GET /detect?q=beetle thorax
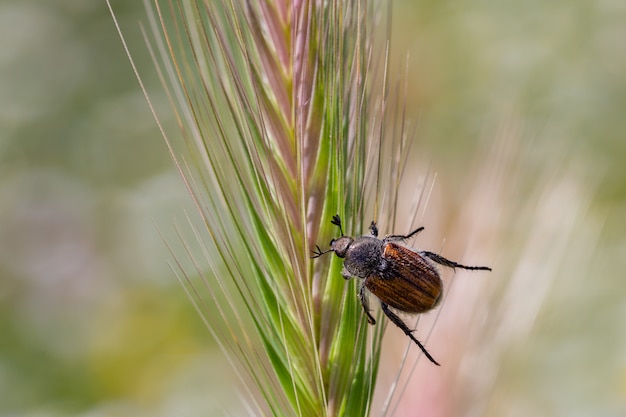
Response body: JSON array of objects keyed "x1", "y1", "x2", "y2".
[{"x1": 341, "y1": 236, "x2": 384, "y2": 279}]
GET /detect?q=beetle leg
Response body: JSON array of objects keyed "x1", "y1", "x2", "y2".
[
  {"x1": 384, "y1": 226, "x2": 425, "y2": 242},
  {"x1": 341, "y1": 266, "x2": 353, "y2": 280},
  {"x1": 369, "y1": 221, "x2": 379, "y2": 237},
  {"x1": 420, "y1": 251, "x2": 492, "y2": 271},
  {"x1": 359, "y1": 284, "x2": 376, "y2": 324},
  {"x1": 380, "y1": 302, "x2": 440, "y2": 366}
]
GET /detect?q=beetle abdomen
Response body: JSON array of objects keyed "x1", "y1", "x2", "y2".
[{"x1": 364, "y1": 242, "x2": 443, "y2": 313}]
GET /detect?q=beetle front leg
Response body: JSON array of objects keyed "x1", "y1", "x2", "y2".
[
  {"x1": 341, "y1": 266, "x2": 353, "y2": 280},
  {"x1": 384, "y1": 226, "x2": 425, "y2": 242},
  {"x1": 359, "y1": 284, "x2": 376, "y2": 324},
  {"x1": 369, "y1": 221, "x2": 379, "y2": 237}
]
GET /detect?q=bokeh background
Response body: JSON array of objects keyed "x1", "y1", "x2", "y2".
[{"x1": 1, "y1": 1, "x2": 624, "y2": 416}]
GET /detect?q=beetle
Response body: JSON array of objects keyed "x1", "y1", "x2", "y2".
[{"x1": 312, "y1": 215, "x2": 491, "y2": 366}]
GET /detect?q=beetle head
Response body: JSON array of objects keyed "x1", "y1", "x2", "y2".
[{"x1": 330, "y1": 236, "x2": 353, "y2": 258}]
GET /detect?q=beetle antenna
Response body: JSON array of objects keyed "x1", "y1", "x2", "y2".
[
  {"x1": 311, "y1": 245, "x2": 333, "y2": 259},
  {"x1": 331, "y1": 214, "x2": 344, "y2": 236}
]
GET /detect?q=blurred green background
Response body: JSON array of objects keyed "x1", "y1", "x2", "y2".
[{"x1": 0, "y1": 1, "x2": 624, "y2": 416}]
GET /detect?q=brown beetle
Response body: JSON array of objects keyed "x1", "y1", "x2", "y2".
[{"x1": 312, "y1": 215, "x2": 491, "y2": 366}]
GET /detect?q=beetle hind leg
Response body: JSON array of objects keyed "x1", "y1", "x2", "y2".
[
  {"x1": 380, "y1": 302, "x2": 440, "y2": 366},
  {"x1": 420, "y1": 251, "x2": 492, "y2": 271}
]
